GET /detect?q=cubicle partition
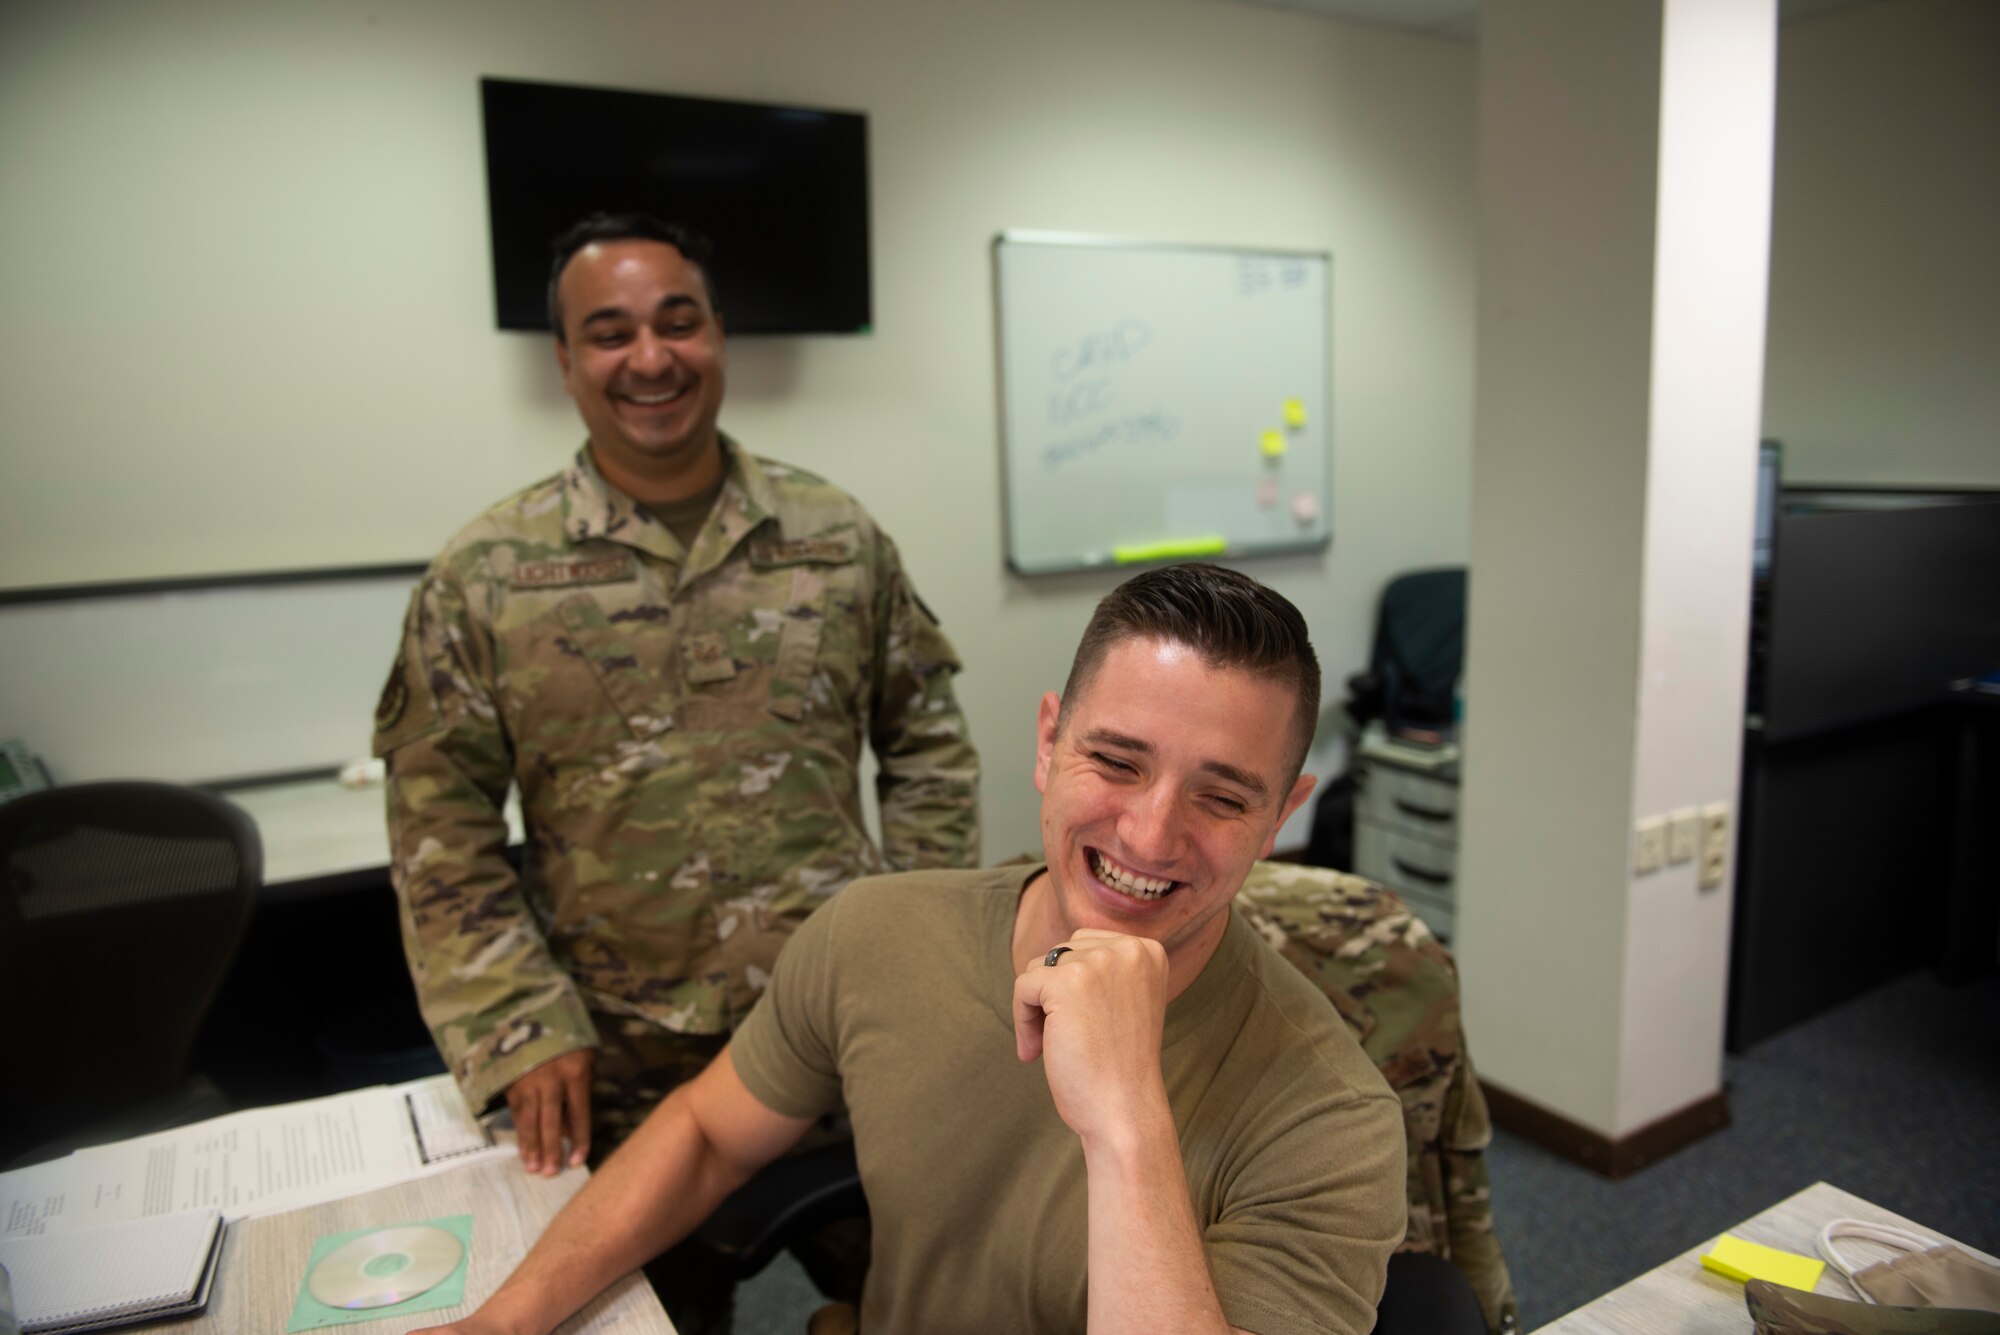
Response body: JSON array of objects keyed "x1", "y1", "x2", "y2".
[
  {"x1": 0, "y1": 566, "x2": 423, "y2": 787},
  {"x1": 1730, "y1": 493, "x2": 2000, "y2": 1049}
]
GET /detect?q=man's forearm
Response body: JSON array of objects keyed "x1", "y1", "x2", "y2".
[
  {"x1": 460, "y1": 1084, "x2": 759, "y2": 1335},
  {"x1": 1081, "y1": 1105, "x2": 1237, "y2": 1335}
]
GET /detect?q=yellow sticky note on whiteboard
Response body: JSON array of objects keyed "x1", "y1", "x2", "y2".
[
  {"x1": 1283, "y1": 397, "x2": 1307, "y2": 428},
  {"x1": 1260, "y1": 429, "x2": 1287, "y2": 458},
  {"x1": 1700, "y1": 1235, "x2": 1825, "y2": 1291}
]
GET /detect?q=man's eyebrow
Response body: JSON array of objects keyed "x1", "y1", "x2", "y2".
[
  {"x1": 1081, "y1": 727, "x2": 1152, "y2": 756},
  {"x1": 1079, "y1": 728, "x2": 1269, "y2": 799},
  {"x1": 577, "y1": 294, "x2": 699, "y2": 328},
  {"x1": 1199, "y1": 759, "x2": 1268, "y2": 799}
]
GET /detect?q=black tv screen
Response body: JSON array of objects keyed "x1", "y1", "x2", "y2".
[{"x1": 481, "y1": 77, "x2": 871, "y2": 335}]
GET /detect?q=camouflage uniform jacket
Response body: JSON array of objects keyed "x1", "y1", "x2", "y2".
[
  {"x1": 1235, "y1": 861, "x2": 1519, "y2": 1335},
  {"x1": 372, "y1": 439, "x2": 980, "y2": 1112}
]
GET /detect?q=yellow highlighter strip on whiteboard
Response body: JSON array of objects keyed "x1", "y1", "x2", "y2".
[{"x1": 1114, "y1": 537, "x2": 1228, "y2": 565}]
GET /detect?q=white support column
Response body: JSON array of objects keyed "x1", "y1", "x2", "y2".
[{"x1": 1457, "y1": 0, "x2": 1776, "y2": 1141}]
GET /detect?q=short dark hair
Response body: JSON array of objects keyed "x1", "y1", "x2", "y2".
[
  {"x1": 1060, "y1": 563, "x2": 1322, "y2": 781},
  {"x1": 545, "y1": 212, "x2": 722, "y2": 340}
]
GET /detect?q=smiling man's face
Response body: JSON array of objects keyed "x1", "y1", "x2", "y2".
[
  {"x1": 553, "y1": 239, "x2": 727, "y2": 499},
  {"x1": 1032, "y1": 635, "x2": 1317, "y2": 976}
]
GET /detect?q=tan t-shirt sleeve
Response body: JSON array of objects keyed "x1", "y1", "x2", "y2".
[
  {"x1": 1212, "y1": 1091, "x2": 1406, "y2": 1334},
  {"x1": 729, "y1": 890, "x2": 847, "y2": 1121}
]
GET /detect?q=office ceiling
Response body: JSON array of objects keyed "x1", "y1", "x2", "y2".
[{"x1": 1223, "y1": 0, "x2": 1884, "y2": 42}]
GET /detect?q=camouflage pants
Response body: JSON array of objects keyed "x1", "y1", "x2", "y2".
[{"x1": 588, "y1": 1016, "x2": 871, "y2": 1335}]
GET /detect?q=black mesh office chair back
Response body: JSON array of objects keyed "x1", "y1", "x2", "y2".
[
  {"x1": 0, "y1": 781, "x2": 261, "y2": 1165},
  {"x1": 1349, "y1": 566, "x2": 1467, "y2": 739}
]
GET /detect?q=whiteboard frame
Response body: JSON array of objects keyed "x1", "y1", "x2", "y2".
[{"x1": 992, "y1": 231, "x2": 1334, "y2": 577}]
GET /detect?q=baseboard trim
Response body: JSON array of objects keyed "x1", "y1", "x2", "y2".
[{"x1": 1481, "y1": 1079, "x2": 1731, "y2": 1179}]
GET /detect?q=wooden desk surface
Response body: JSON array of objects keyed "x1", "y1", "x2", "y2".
[
  {"x1": 184, "y1": 1158, "x2": 673, "y2": 1333},
  {"x1": 1535, "y1": 1180, "x2": 2000, "y2": 1334}
]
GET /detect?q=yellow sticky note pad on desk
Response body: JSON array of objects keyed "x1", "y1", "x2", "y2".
[
  {"x1": 1283, "y1": 397, "x2": 1307, "y2": 428},
  {"x1": 1700, "y1": 1234, "x2": 1825, "y2": 1291},
  {"x1": 1260, "y1": 429, "x2": 1287, "y2": 458}
]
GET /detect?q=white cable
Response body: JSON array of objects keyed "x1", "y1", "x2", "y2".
[{"x1": 1817, "y1": 1218, "x2": 1945, "y2": 1304}]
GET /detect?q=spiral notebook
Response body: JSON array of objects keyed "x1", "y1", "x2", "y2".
[{"x1": 0, "y1": 1207, "x2": 223, "y2": 1333}]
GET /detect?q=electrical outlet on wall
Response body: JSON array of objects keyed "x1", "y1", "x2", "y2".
[
  {"x1": 1635, "y1": 816, "x2": 1667, "y2": 875},
  {"x1": 1668, "y1": 808, "x2": 1699, "y2": 864},
  {"x1": 1699, "y1": 802, "x2": 1730, "y2": 889}
]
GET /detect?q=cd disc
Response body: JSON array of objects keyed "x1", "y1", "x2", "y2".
[{"x1": 308, "y1": 1224, "x2": 464, "y2": 1310}]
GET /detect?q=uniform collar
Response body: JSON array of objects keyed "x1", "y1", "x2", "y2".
[{"x1": 561, "y1": 434, "x2": 782, "y2": 575}]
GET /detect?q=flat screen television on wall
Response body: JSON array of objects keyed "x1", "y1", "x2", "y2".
[{"x1": 480, "y1": 77, "x2": 872, "y2": 336}]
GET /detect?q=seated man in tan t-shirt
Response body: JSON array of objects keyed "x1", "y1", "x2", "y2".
[{"x1": 418, "y1": 564, "x2": 1407, "y2": 1335}]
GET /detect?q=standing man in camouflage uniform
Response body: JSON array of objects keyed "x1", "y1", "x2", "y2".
[{"x1": 371, "y1": 214, "x2": 979, "y2": 1305}]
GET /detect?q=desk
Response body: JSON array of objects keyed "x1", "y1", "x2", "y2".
[
  {"x1": 1535, "y1": 1181, "x2": 2000, "y2": 1334},
  {"x1": 222, "y1": 778, "x2": 523, "y2": 900},
  {"x1": 186, "y1": 1158, "x2": 673, "y2": 1333}
]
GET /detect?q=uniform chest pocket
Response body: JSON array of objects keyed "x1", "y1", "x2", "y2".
[
  {"x1": 549, "y1": 592, "x2": 680, "y2": 740},
  {"x1": 747, "y1": 539, "x2": 861, "y2": 723}
]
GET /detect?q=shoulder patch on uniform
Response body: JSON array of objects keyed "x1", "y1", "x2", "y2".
[
  {"x1": 510, "y1": 554, "x2": 636, "y2": 588},
  {"x1": 375, "y1": 651, "x2": 410, "y2": 728},
  {"x1": 749, "y1": 537, "x2": 856, "y2": 567}
]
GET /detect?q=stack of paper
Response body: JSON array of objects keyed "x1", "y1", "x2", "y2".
[
  {"x1": 0, "y1": 1075, "x2": 510, "y2": 1237},
  {"x1": 0, "y1": 1206, "x2": 223, "y2": 1332}
]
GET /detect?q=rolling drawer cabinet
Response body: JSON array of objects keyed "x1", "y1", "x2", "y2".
[{"x1": 1352, "y1": 721, "x2": 1461, "y2": 941}]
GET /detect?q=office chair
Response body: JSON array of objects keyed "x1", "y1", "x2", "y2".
[
  {"x1": 1306, "y1": 566, "x2": 1466, "y2": 870},
  {"x1": 1344, "y1": 566, "x2": 1467, "y2": 742},
  {"x1": 1237, "y1": 859, "x2": 1516, "y2": 1334},
  {"x1": 694, "y1": 1141, "x2": 866, "y2": 1281},
  {"x1": 0, "y1": 781, "x2": 261, "y2": 1168}
]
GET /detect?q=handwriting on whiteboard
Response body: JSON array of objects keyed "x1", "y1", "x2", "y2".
[
  {"x1": 1237, "y1": 256, "x2": 1311, "y2": 297},
  {"x1": 1045, "y1": 318, "x2": 1155, "y2": 432},
  {"x1": 1043, "y1": 409, "x2": 1180, "y2": 471},
  {"x1": 1050, "y1": 319, "x2": 1153, "y2": 382}
]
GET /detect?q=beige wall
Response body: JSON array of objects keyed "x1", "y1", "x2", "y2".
[
  {"x1": 1762, "y1": 0, "x2": 2000, "y2": 486},
  {"x1": 0, "y1": 0, "x2": 1477, "y2": 858}
]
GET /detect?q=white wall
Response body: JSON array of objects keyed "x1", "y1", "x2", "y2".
[
  {"x1": 1762, "y1": 0, "x2": 2000, "y2": 487},
  {"x1": 0, "y1": 0, "x2": 1476, "y2": 860}
]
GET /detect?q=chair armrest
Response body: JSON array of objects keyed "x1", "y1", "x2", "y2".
[{"x1": 692, "y1": 1141, "x2": 864, "y2": 1281}]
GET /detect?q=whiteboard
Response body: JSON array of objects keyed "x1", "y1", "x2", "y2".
[{"x1": 994, "y1": 234, "x2": 1332, "y2": 575}]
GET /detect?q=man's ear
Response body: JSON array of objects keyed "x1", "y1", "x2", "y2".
[
  {"x1": 1033, "y1": 692, "x2": 1062, "y2": 794},
  {"x1": 553, "y1": 336, "x2": 572, "y2": 381},
  {"x1": 1259, "y1": 772, "x2": 1318, "y2": 859}
]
